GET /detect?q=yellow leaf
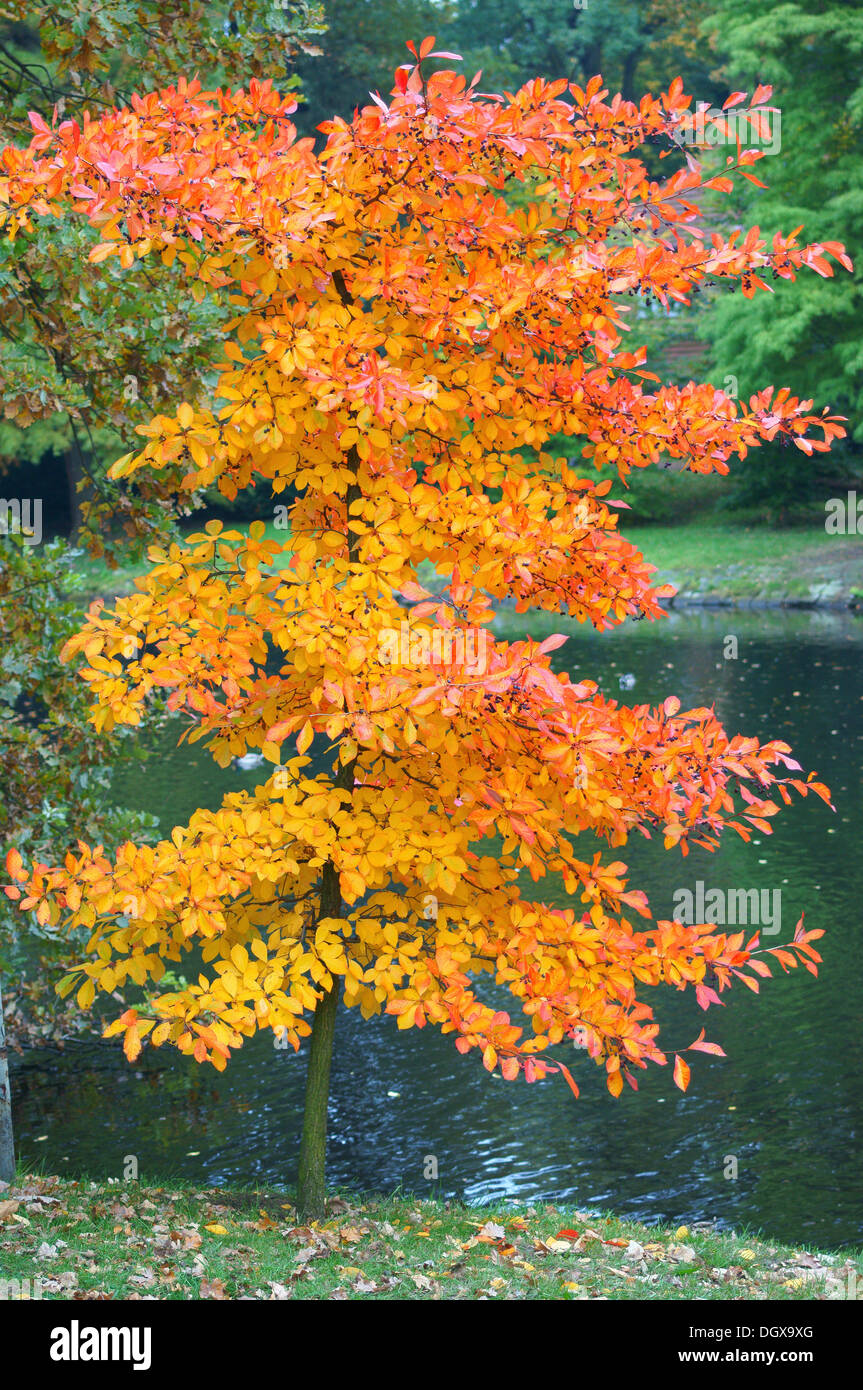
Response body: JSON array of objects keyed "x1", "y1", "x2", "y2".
[{"x1": 77, "y1": 978, "x2": 95, "y2": 1009}]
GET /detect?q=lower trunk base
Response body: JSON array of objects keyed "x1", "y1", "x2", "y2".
[{"x1": 296, "y1": 977, "x2": 340, "y2": 1222}]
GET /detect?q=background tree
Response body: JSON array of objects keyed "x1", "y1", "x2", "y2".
[
  {"x1": 3, "y1": 42, "x2": 838, "y2": 1218},
  {"x1": 699, "y1": 0, "x2": 863, "y2": 512},
  {"x1": 291, "y1": 1, "x2": 729, "y2": 139},
  {"x1": 291, "y1": 0, "x2": 451, "y2": 141},
  {"x1": 0, "y1": 0, "x2": 325, "y2": 548},
  {"x1": 0, "y1": 522, "x2": 160, "y2": 1179},
  {"x1": 447, "y1": 0, "x2": 721, "y2": 103},
  {"x1": 0, "y1": 526, "x2": 158, "y2": 1041}
]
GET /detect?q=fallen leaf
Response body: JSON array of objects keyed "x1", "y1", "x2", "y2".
[
  {"x1": 339, "y1": 1225, "x2": 364, "y2": 1244},
  {"x1": 668, "y1": 1244, "x2": 698, "y2": 1264},
  {"x1": 477, "y1": 1221, "x2": 506, "y2": 1242},
  {"x1": 535, "y1": 1236, "x2": 573, "y2": 1253},
  {"x1": 200, "y1": 1277, "x2": 229, "y2": 1299}
]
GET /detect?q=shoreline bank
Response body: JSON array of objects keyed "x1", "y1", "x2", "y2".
[{"x1": 1, "y1": 1174, "x2": 859, "y2": 1301}]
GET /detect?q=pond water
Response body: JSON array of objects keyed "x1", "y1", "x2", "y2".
[{"x1": 10, "y1": 605, "x2": 863, "y2": 1249}]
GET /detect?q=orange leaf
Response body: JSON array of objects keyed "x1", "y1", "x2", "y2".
[{"x1": 673, "y1": 1055, "x2": 691, "y2": 1092}]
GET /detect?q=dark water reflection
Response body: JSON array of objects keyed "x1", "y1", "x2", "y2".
[{"x1": 10, "y1": 607, "x2": 863, "y2": 1248}]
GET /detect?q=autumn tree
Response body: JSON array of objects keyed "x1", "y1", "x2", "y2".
[{"x1": 1, "y1": 42, "x2": 844, "y2": 1218}]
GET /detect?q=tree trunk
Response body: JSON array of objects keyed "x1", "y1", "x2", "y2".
[
  {"x1": 621, "y1": 47, "x2": 643, "y2": 104},
  {"x1": 295, "y1": 459, "x2": 360, "y2": 1222},
  {"x1": 0, "y1": 980, "x2": 15, "y2": 1184},
  {"x1": 297, "y1": 853, "x2": 345, "y2": 1221},
  {"x1": 64, "y1": 438, "x2": 85, "y2": 542},
  {"x1": 296, "y1": 967, "x2": 341, "y2": 1222}
]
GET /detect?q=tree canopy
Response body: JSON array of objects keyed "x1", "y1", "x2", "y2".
[{"x1": 1, "y1": 35, "x2": 841, "y2": 1214}]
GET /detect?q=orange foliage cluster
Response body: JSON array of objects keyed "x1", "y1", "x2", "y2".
[{"x1": 2, "y1": 40, "x2": 840, "y2": 1094}]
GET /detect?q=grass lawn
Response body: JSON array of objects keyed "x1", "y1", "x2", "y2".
[
  {"x1": 629, "y1": 524, "x2": 863, "y2": 604},
  {"x1": 1, "y1": 1174, "x2": 859, "y2": 1301}
]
